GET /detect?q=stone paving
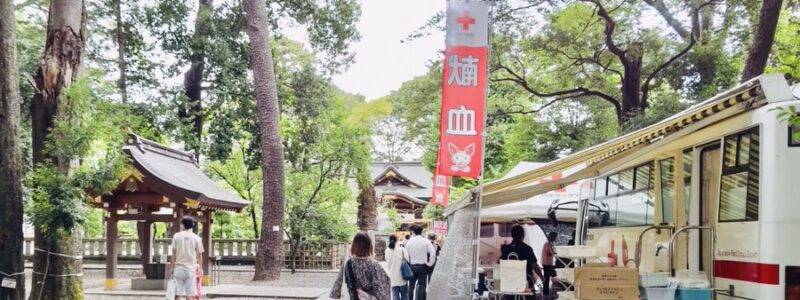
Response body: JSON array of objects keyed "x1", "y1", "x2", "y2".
[{"x1": 22, "y1": 264, "x2": 344, "y2": 299}]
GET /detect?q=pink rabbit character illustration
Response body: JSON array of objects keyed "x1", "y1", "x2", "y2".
[{"x1": 448, "y1": 143, "x2": 475, "y2": 173}]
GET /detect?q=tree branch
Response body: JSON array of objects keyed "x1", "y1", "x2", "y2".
[
  {"x1": 540, "y1": 44, "x2": 623, "y2": 78},
  {"x1": 643, "y1": 0, "x2": 691, "y2": 40},
  {"x1": 208, "y1": 165, "x2": 250, "y2": 200},
  {"x1": 493, "y1": 63, "x2": 622, "y2": 119},
  {"x1": 642, "y1": 0, "x2": 716, "y2": 103},
  {"x1": 582, "y1": 0, "x2": 627, "y2": 62},
  {"x1": 495, "y1": 3, "x2": 540, "y2": 21},
  {"x1": 296, "y1": 161, "x2": 335, "y2": 223}
]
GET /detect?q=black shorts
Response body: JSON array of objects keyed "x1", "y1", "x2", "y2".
[{"x1": 543, "y1": 265, "x2": 556, "y2": 277}]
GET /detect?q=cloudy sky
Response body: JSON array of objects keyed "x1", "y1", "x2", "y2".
[{"x1": 285, "y1": 0, "x2": 446, "y2": 100}]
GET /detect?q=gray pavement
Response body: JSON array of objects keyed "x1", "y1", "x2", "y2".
[{"x1": 21, "y1": 264, "x2": 344, "y2": 299}]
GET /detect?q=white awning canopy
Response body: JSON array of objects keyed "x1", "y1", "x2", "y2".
[{"x1": 459, "y1": 74, "x2": 791, "y2": 212}]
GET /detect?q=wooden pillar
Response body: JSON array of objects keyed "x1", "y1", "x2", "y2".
[
  {"x1": 201, "y1": 215, "x2": 212, "y2": 285},
  {"x1": 105, "y1": 211, "x2": 118, "y2": 290},
  {"x1": 137, "y1": 206, "x2": 153, "y2": 269},
  {"x1": 137, "y1": 221, "x2": 152, "y2": 266},
  {"x1": 172, "y1": 207, "x2": 183, "y2": 236}
]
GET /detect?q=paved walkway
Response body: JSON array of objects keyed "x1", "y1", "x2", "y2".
[
  {"x1": 84, "y1": 283, "x2": 330, "y2": 300},
  {"x1": 22, "y1": 264, "x2": 343, "y2": 299}
]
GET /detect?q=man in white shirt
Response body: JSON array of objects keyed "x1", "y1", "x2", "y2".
[
  {"x1": 404, "y1": 225, "x2": 436, "y2": 300},
  {"x1": 169, "y1": 217, "x2": 204, "y2": 300}
]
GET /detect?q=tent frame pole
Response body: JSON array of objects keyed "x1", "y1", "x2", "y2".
[{"x1": 472, "y1": 0, "x2": 493, "y2": 296}]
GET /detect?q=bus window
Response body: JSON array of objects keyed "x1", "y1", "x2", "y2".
[
  {"x1": 498, "y1": 223, "x2": 514, "y2": 237},
  {"x1": 660, "y1": 158, "x2": 676, "y2": 224},
  {"x1": 589, "y1": 197, "x2": 617, "y2": 227},
  {"x1": 480, "y1": 223, "x2": 494, "y2": 238},
  {"x1": 683, "y1": 149, "x2": 692, "y2": 225},
  {"x1": 595, "y1": 177, "x2": 607, "y2": 198},
  {"x1": 724, "y1": 135, "x2": 738, "y2": 168},
  {"x1": 635, "y1": 163, "x2": 651, "y2": 190},
  {"x1": 616, "y1": 191, "x2": 653, "y2": 226},
  {"x1": 589, "y1": 161, "x2": 655, "y2": 228},
  {"x1": 720, "y1": 127, "x2": 760, "y2": 222},
  {"x1": 790, "y1": 124, "x2": 800, "y2": 146},
  {"x1": 619, "y1": 169, "x2": 634, "y2": 191},
  {"x1": 607, "y1": 174, "x2": 620, "y2": 195}
]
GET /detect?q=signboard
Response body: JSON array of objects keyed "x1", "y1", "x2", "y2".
[
  {"x1": 1, "y1": 277, "x2": 17, "y2": 289},
  {"x1": 433, "y1": 220, "x2": 449, "y2": 237},
  {"x1": 436, "y1": 0, "x2": 489, "y2": 179}
]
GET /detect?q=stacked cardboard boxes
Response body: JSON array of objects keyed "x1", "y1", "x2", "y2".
[{"x1": 574, "y1": 264, "x2": 639, "y2": 299}]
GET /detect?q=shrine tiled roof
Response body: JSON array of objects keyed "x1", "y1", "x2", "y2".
[
  {"x1": 369, "y1": 162, "x2": 433, "y2": 200},
  {"x1": 123, "y1": 133, "x2": 248, "y2": 212}
]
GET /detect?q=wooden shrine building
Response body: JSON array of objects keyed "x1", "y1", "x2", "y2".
[
  {"x1": 370, "y1": 162, "x2": 433, "y2": 218},
  {"x1": 93, "y1": 133, "x2": 248, "y2": 290}
]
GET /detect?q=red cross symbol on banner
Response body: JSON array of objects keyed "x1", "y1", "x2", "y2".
[{"x1": 456, "y1": 11, "x2": 475, "y2": 31}]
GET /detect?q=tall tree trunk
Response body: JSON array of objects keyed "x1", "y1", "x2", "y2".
[
  {"x1": 181, "y1": 0, "x2": 212, "y2": 152},
  {"x1": 243, "y1": 0, "x2": 286, "y2": 281},
  {"x1": 741, "y1": 0, "x2": 783, "y2": 82},
  {"x1": 357, "y1": 183, "x2": 377, "y2": 231},
  {"x1": 28, "y1": 0, "x2": 86, "y2": 299},
  {"x1": 620, "y1": 43, "x2": 644, "y2": 122},
  {"x1": 0, "y1": 0, "x2": 25, "y2": 297},
  {"x1": 113, "y1": 0, "x2": 127, "y2": 103}
]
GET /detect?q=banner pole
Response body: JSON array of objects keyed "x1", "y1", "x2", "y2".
[{"x1": 472, "y1": 0, "x2": 493, "y2": 296}]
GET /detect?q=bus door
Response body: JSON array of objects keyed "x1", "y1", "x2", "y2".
[{"x1": 699, "y1": 144, "x2": 721, "y2": 282}]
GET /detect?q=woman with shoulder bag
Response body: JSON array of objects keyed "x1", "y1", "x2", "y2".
[
  {"x1": 385, "y1": 235, "x2": 410, "y2": 300},
  {"x1": 330, "y1": 232, "x2": 391, "y2": 300}
]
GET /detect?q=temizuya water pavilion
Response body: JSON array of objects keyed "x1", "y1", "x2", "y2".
[{"x1": 92, "y1": 133, "x2": 247, "y2": 290}]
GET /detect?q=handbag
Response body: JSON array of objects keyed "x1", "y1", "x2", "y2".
[
  {"x1": 400, "y1": 249, "x2": 414, "y2": 280},
  {"x1": 346, "y1": 259, "x2": 379, "y2": 300},
  {"x1": 498, "y1": 252, "x2": 527, "y2": 292},
  {"x1": 400, "y1": 259, "x2": 414, "y2": 280}
]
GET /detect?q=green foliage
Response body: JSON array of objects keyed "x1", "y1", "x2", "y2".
[
  {"x1": 772, "y1": 105, "x2": 800, "y2": 141},
  {"x1": 285, "y1": 172, "x2": 356, "y2": 243},
  {"x1": 207, "y1": 146, "x2": 262, "y2": 239},
  {"x1": 622, "y1": 87, "x2": 688, "y2": 133},
  {"x1": 26, "y1": 72, "x2": 159, "y2": 238},
  {"x1": 27, "y1": 166, "x2": 89, "y2": 237},
  {"x1": 770, "y1": 10, "x2": 800, "y2": 80},
  {"x1": 422, "y1": 204, "x2": 445, "y2": 221},
  {"x1": 282, "y1": 95, "x2": 371, "y2": 252}
]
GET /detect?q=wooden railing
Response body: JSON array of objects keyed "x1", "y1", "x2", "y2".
[{"x1": 22, "y1": 238, "x2": 346, "y2": 270}]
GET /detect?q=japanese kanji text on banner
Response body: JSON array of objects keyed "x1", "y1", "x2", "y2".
[{"x1": 436, "y1": 0, "x2": 488, "y2": 179}]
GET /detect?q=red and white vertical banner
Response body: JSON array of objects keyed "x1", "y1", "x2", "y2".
[
  {"x1": 436, "y1": 0, "x2": 489, "y2": 179},
  {"x1": 432, "y1": 155, "x2": 451, "y2": 206}
]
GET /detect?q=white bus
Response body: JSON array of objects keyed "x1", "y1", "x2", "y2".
[{"x1": 480, "y1": 74, "x2": 800, "y2": 299}]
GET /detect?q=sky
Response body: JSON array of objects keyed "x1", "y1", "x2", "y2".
[{"x1": 284, "y1": 0, "x2": 446, "y2": 101}]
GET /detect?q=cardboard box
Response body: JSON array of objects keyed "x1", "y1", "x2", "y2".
[
  {"x1": 576, "y1": 285, "x2": 640, "y2": 300},
  {"x1": 574, "y1": 265, "x2": 639, "y2": 287},
  {"x1": 574, "y1": 265, "x2": 640, "y2": 299}
]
